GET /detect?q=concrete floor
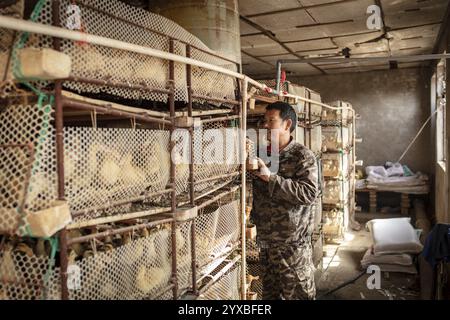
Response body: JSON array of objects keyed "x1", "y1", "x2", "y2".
[{"x1": 316, "y1": 212, "x2": 421, "y2": 300}]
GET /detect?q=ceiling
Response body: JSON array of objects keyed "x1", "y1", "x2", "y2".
[{"x1": 239, "y1": 0, "x2": 450, "y2": 78}]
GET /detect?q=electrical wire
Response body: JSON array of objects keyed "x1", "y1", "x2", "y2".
[
  {"x1": 397, "y1": 108, "x2": 439, "y2": 163},
  {"x1": 317, "y1": 269, "x2": 367, "y2": 300}
]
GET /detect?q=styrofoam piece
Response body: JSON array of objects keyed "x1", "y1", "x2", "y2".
[
  {"x1": 18, "y1": 48, "x2": 72, "y2": 80},
  {"x1": 24, "y1": 200, "x2": 72, "y2": 237}
]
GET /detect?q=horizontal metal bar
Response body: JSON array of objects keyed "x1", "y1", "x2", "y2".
[
  {"x1": 66, "y1": 217, "x2": 174, "y2": 245},
  {"x1": 195, "y1": 172, "x2": 240, "y2": 185},
  {"x1": 62, "y1": 98, "x2": 173, "y2": 126},
  {"x1": 191, "y1": 94, "x2": 240, "y2": 105},
  {"x1": 71, "y1": 188, "x2": 174, "y2": 218},
  {"x1": 66, "y1": 76, "x2": 171, "y2": 95},
  {"x1": 201, "y1": 115, "x2": 240, "y2": 124}
]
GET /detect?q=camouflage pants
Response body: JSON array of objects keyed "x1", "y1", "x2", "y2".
[{"x1": 259, "y1": 244, "x2": 316, "y2": 300}]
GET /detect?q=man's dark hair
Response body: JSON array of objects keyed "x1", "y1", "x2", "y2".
[{"x1": 266, "y1": 101, "x2": 297, "y2": 133}]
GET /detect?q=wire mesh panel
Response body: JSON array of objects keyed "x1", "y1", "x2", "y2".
[
  {"x1": 66, "y1": 223, "x2": 173, "y2": 300},
  {"x1": 0, "y1": 103, "x2": 57, "y2": 219},
  {"x1": 11, "y1": 0, "x2": 237, "y2": 105},
  {"x1": 322, "y1": 153, "x2": 349, "y2": 178},
  {"x1": 0, "y1": 145, "x2": 33, "y2": 235},
  {"x1": 193, "y1": 121, "x2": 240, "y2": 195},
  {"x1": 0, "y1": 102, "x2": 172, "y2": 225},
  {"x1": 198, "y1": 261, "x2": 241, "y2": 300},
  {"x1": 195, "y1": 200, "x2": 240, "y2": 276},
  {"x1": 322, "y1": 101, "x2": 351, "y2": 124},
  {"x1": 246, "y1": 262, "x2": 263, "y2": 300},
  {"x1": 323, "y1": 206, "x2": 349, "y2": 241},
  {"x1": 176, "y1": 221, "x2": 192, "y2": 296},
  {"x1": 174, "y1": 120, "x2": 241, "y2": 197},
  {"x1": 190, "y1": 47, "x2": 237, "y2": 106},
  {"x1": 245, "y1": 239, "x2": 260, "y2": 263},
  {"x1": 0, "y1": 239, "x2": 60, "y2": 300},
  {"x1": 64, "y1": 126, "x2": 171, "y2": 219},
  {"x1": 322, "y1": 127, "x2": 351, "y2": 151}
]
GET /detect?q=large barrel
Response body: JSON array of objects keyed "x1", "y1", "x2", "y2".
[{"x1": 149, "y1": 0, "x2": 241, "y2": 65}]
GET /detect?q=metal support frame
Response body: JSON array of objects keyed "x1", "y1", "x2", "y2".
[{"x1": 0, "y1": 9, "x2": 368, "y2": 301}]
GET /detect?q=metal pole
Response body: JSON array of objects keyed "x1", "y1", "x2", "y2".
[
  {"x1": 168, "y1": 38, "x2": 178, "y2": 300},
  {"x1": 186, "y1": 44, "x2": 198, "y2": 296},
  {"x1": 52, "y1": 0, "x2": 69, "y2": 301},
  {"x1": 240, "y1": 78, "x2": 248, "y2": 300}
]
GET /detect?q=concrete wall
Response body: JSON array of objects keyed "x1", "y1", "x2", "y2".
[{"x1": 290, "y1": 68, "x2": 432, "y2": 174}]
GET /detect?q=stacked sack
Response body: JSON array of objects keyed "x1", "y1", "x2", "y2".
[{"x1": 361, "y1": 218, "x2": 423, "y2": 274}]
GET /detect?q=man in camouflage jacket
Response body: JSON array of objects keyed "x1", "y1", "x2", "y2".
[{"x1": 250, "y1": 101, "x2": 319, "y2": 300}]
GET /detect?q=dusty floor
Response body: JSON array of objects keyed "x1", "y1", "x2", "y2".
[{"x1": 315, "y1": 212, "x2": 421, "y2": 300}]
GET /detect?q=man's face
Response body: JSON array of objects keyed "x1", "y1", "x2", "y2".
[{"x1": 263, "y1": 109, "x2": 291, "y2": 143}]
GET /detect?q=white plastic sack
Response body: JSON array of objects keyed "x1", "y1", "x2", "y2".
[
  {"x1": 361, "y1": 248, "x2": 413, "y2": 267},
  {"x1": 366, "y1": 217, "x2": 423, "y2": 255},
  {"x1": 361, "y1": 250, "x2": 417, "y2": 274}
]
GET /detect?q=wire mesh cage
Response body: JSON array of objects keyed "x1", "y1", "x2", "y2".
[
  {"x1": 0, "y1": 102, "x2": 59, "y2": 235},
  {"x1": 66, "y1": 224, "x2": 174, "y2": 300},
  {"x1": 198, "y1": 259, "x2": 241, "y2": 300},
  {"x1": 0, "y1": 101, "x2": 174, "y2": 229},
  {"x1": 321, "y1": 126, "x2": 352, "y2": 152},
  {"x1": 8, "y1": 0, "x2": 238, "y2": 107},
  {"x1": 0, "y1": 237, "x2": 61, "y2": 300},
  {"x1": 246, "y1": 262, "x2": 263, "y2": 300},
  {"x1": 0, "y1": 221, "x2": 179, "y2": 300},
  {"x1": 174, "y1": 119, "x2": 241, "y2": 199},
  {"x1": 323, "y1": 205, "x2": 349, "y2": 241},
  {"x1": 176, "y1": 220, "x2": 193, "y2": 296},
  {"x1": 64, "y1": 126, "x2": 171, "y2": 219},
  {"x1": 0, "y1": 144, "x2": 34, "y2": 235},
  {"x1": 194, "y1": 199, "x2": 240, "y2": 277},
  {"x1": 322, "y1": 180, "x2": 350, "y2": 205},
  {"x1": 322, "y1": 153, "x2": 350, "y2": 178}
]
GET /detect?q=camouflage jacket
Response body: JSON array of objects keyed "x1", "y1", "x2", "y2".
[{"x1": 251, "y1": 140, "x2": 319, "y2": 246}]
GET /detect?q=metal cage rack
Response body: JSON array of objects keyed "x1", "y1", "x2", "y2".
[
  {"x1": 0, "y1": 0, "x2": 357, "y2": 301},
  {"x1": 0, "y1": 0, "x2": 245, "y2": 300}
]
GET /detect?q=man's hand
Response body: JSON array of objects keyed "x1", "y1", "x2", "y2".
[{"x1": 253, "y1": 157, "x2": 271, "y2": 182}]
